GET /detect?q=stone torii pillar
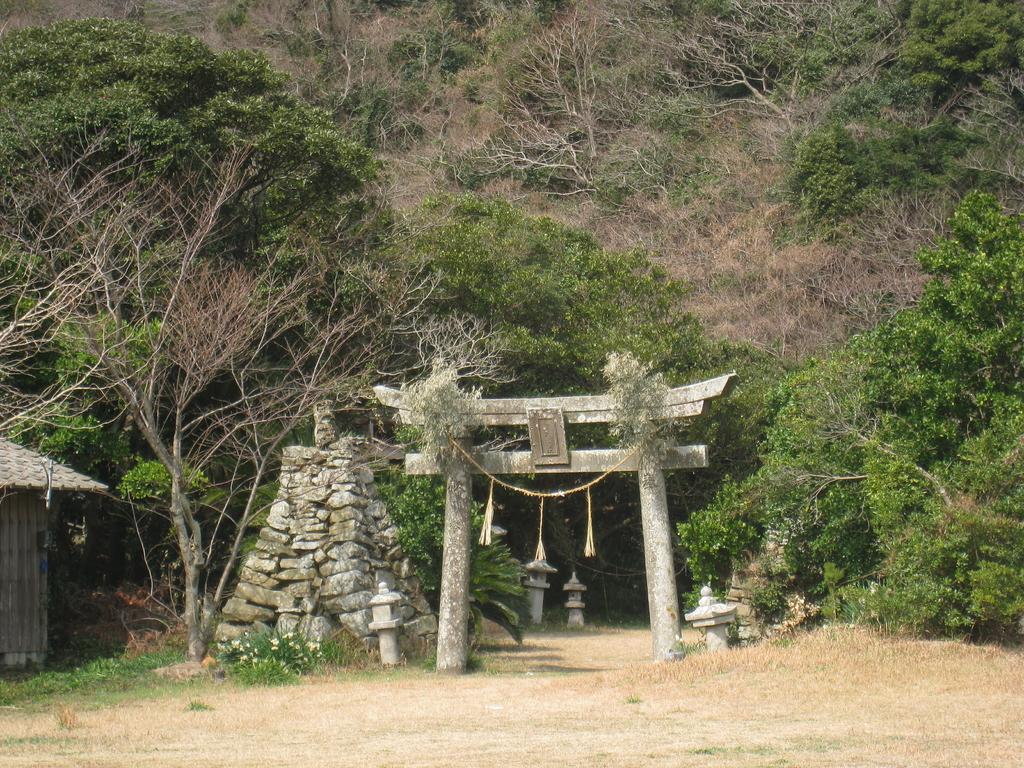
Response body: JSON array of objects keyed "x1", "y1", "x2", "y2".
[
  {"x1": 374, "y1": 371, "x2": 736, "y2": 669},
  {"x1": 436, "y1": 434, "x2": 473, "y2": 674},
  {"x1": 638, "y1": 450, "x2": 679, "y2": 660}
]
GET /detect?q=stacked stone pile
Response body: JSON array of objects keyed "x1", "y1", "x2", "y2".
[{"x1": 216, "y1": 434, "x2": 436, "y2": 652}]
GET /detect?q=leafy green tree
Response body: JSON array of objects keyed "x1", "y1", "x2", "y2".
[
  {"x1": 788, "y1": 120, "x2": 973, "y2": 223},
  {"x1": 392, "y1": 196, "x2": 778, "y2": 615},
  {"x1": 901, "y1": 0, "x2": 1024, "y2": 98},
  {"x1": 0, "y1": 19, "x2": 376, "y2": 251},
  {"x1": 867, "y1": 193, "x2": 1024, "y2": 455},
  {"x1": 0, "y1": 18, "x2": 384, "y2": 486},
  {"x1": 402, "y1": 195, "x2": 710, "y2": 395},
  {"x1": 0, "y1": 17, "x2": 382, "y2": 479},
  {"x1": 699, "y1": 193, "x2": 1024, "y2": 639}
]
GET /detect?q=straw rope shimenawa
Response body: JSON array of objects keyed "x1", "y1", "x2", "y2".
[{"x1": 450, "y1": 438, "x2": 639, "y2": 558}]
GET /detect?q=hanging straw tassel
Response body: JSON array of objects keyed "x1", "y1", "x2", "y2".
[
  {"x1": 534, "y1": 497, "x2": 546, "y2": 561},
  {"x1": 583, "y1": 488, "x2": 596, "y2": 558},
  {"x1": 479, "y1": 478, "x2": 495, "y2": 546}
]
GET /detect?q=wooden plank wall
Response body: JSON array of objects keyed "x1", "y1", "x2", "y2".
[{"x1": 0, "y1": 492, "x2": 48, "y2": 665}]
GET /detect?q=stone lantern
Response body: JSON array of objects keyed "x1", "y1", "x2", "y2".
[
  {"x1": 684, "y1": 585, "x2": 738, "y2": 652},
  {"x1": 524, "y1": 559, "x2": 557, "y2": 624},
  {"x1": 368, "y1": 581, "x2": 403, "y2": 666},
  {"x1": 563, "y1": 572, "x2": 587, "y2": 627}
]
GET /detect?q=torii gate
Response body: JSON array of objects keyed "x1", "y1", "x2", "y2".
[{"x1": 374, "y1": 371, "x2": 736, "y2": 671}]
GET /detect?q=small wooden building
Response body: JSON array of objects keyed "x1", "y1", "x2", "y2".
[{"x1": 0, "y1": 438, "x2": 106, "y2": 667}]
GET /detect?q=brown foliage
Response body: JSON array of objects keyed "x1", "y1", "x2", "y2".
[{"x1": 0, "y1": 0, "x2": 958, "y2": 361}]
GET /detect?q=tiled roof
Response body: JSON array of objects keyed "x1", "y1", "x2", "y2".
[{"x1": 0, "y1": 438, "x2": 107, "y2": 493}]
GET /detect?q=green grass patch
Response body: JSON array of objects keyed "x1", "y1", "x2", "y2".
[
  {"x1": 689, "y1": 745, "x2": 775, "y2": 756},
  {"x1": 0, "y1": 647, "x2": 184, "y2": 708},
  {"x1": 319, "y1": 631, "x2": 367, "y2": 668},
  {"x1": 0, "y1": 736, "x2": 76, "y2": 748},
  {"x1": 230, "y1": 659, "x2": 298, "y2": 687},
  {"x1": 675, "y1": 641, "x2": 706, "y2": 657}
]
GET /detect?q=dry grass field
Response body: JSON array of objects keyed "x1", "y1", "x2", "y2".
[{"x1": 1, "y1": 626, "x2": 1021, "y2": 768}]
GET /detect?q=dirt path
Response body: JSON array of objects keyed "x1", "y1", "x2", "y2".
[{"x1": 1, "y1": 626, "x2": 1022, "y2": 768}]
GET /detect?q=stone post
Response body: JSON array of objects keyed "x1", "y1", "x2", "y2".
[
  {"x1": 638, "y1": 449, "x2": 681, "y2": 661},
  {"x1": 563, "y1": 572, "x2": 587, "y2": 627},
  {"x1": 313, "y1": 401, "x2": 338, "y2": 449},
  {"x1": 369, "y1": 582, "x2": 403, "y2": 666},
  {"x1": 436, "y1": 435, "x2": 473, "y2": 674},
  {"x1": 524, "y1": 559, "x2": 557, "y2": 624},
  {"x1": 684, "y1": 585, "x2": 738, "y2": 653}
]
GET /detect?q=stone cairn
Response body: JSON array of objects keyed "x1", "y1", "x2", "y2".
[{"x1": 216, "y1": 409, "x2": 437, "y2": 654}]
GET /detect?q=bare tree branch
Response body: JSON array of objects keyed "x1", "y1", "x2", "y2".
[{"x1": 0, "y1": 144, "x2": 456, "y2": 659}]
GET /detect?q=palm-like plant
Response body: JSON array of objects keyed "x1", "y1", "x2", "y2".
[{"x1": 469, "y1": 543, "x2": 529, "y2": 643}]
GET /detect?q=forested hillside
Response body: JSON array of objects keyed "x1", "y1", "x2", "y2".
[
  {"x1": 1, "y1": 0, "x2": 1021, "y2": 651},
  {"x1": 6, "y1": 0, "x2": 1024, "y2": 354}
]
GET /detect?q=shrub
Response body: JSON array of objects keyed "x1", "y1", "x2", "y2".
[
  {"x1": 215, "y1": 0, "x2": 251, "y2": 32},
  {"x1": 821, "y1": 562, "x2": 845, "y2": 621},
  {"x1": 789, "y1": 126, "x2": 863, "y2": 220},
  {"x1": 678, "y1": 480, "x2": 759, "y2": 587},
  {"x1": 390, "y1": 27, "x2": 478, "y2": 80},
  {"x1": 340, "y1": 84, "x2": 425, "y2": 150},
  {"x1": 827, "y1": 75, "x2": 929, "y2": 123},
  {"x1": 709, "y1": 193, "x2": 1024, "y2": 640},
  {"x1": 787, "y1": 121, "x2": 972, "y2": 223},
  {"x1": 469, "y1": 543, "x2": 529, "y2": 643},
  {"x1": 230, "y1": 658, "x2": 296, "y2": 686},
  {"x1": 838, "y1": 573, "x2": 969, "y2": 637},
  {"x1": 217, "y1": 630, "x2": 324, "y2": 685},
  {"x1": 319, "y1": 631, "x2": 369, "y2": 667},
  {"x1": 969, "y1": 562, "x2": 1024, "y2": 636},
  {"x1": 750, "y1": 581, "x2": 789, "y2": 626},
  {"x1": 378, "y1": 473, "x2": 447, "y2": 596}
]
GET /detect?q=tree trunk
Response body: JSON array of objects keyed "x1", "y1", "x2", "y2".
[
  {"x1": 435, "y1": 435, "x2": 473, "y2": 674},
  {"x1": 182, "y1": 559, "x2": 207, "y2": 661},
  {"x1": 170, "y1": 473, "x2": 208, "y2": 662},
  {"x1": 638, "y1": 449, "x2": 680, "y2": 661}
]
